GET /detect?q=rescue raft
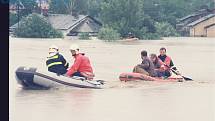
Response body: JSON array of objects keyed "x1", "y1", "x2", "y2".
[
  {"x1": 15, "y1": 66, "x2": 105, "y2": 90},
  {"x1": 119, "y1": 72, "x2": 184, "y2": 82}
]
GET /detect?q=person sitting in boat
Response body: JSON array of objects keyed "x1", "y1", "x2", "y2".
[
  {"x1": 125, "y1": 32, "x2": 139, "y2": 41},
  {"x1": 133, "y1": 50, "x2": 157, "y2": 77},
  {"x1": 46, "y1": 45, "x2": 69, "y2": 75},
  {"x1": 150, "y1": 53, "x2": 166, "y2": 77},
  {"x1": 158, "y1": 47, "x2": 180, "y2": 77},
  {"x1": 128, "y1": 32, "x2": 134, "y2": 38},
  {"x1": 66, "y1": 44, "x2": 95, "y2": 80}
]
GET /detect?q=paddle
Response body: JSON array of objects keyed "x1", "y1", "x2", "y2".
[
  {"x1": 162, "y1": 64, "x2": 193, "y2": 81},
  {"x1": 169, "y1": 68, "x2": 193, "y2": 81}
]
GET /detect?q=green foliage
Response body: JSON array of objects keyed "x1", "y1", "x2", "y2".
[
  {"x1": 49, "y1": 0, "x2": 72, "y2": 14},
  {"x1": 11, "y1": 0, "x2": 214, "y2": 39},
  {"x1": 10, "y1": 12, "x2": 18, "y2": 26},
  {"x1": 78, "y1": 33, "x2": 90, "y2": 40},
  {"x1": 9, "y1": 0, "x2": 17, "y2": 4},
  {"x1": 49, "y1": 0, "x2": 89, "y2": 15},
  {"x1": 14, "y1": 13, "x2": 63, "y2": 38},
  {"x1": 143, "y1": 0, "x2": 215, "y2": 27},
  {"x1": 155, "y1": 22, "x2": 180, "y2": 37},
  {"x1": 142, "y1": 33, "x2": 162, "y2": 40},
  {"x1": 98, "y1": 26, "x2": 120, "y2": 42},
  {"x1": 73, "y1": 0, "x2": 89, "y2": 15},
  {"x1": 100, "y1": 0, "x2": 145, "y2": 38},
  {"x1": 10, "y1": 0, "x2": 39, "y2": 20},
  {"x1": 21, "y1": 0, "x2": 38, "y2": 13},
  {"x1": 87, "y1": 0, "x2": 103, "y2": 17}
]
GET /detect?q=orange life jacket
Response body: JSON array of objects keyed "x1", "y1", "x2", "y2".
[{"x1": 159, "y1": 56, "x2": 172, "y2": 71}]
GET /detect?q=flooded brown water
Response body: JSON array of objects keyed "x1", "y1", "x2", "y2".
[{"x1": 9, "y1": 37, "x2": 215, "y2": 121}]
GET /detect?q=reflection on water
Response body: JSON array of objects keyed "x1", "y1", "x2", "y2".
[{"x1": 10, "y1": 37, "x2": 215, "y2": 121}]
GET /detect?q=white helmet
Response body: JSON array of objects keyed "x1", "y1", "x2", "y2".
[
  {"x1": 48, "y1": 45, "x2": 59, "y2": 56},
  {"x1": 49, "y1": 45, "x2": 59, "y2": 51},
  {"x1": 69, "y1": 44, "x2": 79, "y2": 51}
]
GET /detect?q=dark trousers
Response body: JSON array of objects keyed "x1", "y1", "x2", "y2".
[
  {"x1": 72, "y1": 72, "x2": 85, "y2": 78},
  {"x1": 164, "y1": 70, "x2": 171, "y2": 77}
]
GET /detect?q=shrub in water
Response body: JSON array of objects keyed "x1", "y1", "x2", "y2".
[
  {"x1": 14, "y1": 13, "x2": 63, "y2": 38},
  {"x1": 155, "y1": 22, "x2": 180, "y2": 37},
  {"x1": 98, "y1": 26, "x2": 120, "y2": 42},
  {"x1": 10, "y1": 12, "x2": 18, "y2": 27},
  {"x1": 78, "y1": 32, "x2": 90, "y2": 40}
]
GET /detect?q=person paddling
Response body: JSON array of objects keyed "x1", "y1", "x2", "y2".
[
  {"x1": 46, "y1": 45, "x2": 69, "y2": 75},
  {"x1": 133, "y1": 50, "x2": 157, "y2": 77},
  {"x1": 66, "y1": 44, "x2": 95, "y2": 80},
  {"x1": 158, "y1": 47, "x2": 180, "y2": 77}
]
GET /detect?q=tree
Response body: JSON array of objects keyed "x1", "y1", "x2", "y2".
[
  {"x1": 143, "y1": 0, "x2": 215, "y2": 28},
  {"x1": 9, "y1": 0, "x2": 38, "y2": 18},
  {"x1": 155, "y1": 22, "x2": 179, "y2": 37},
  {"x1": 14, "y1": 13, "x2": 63, "y2": 38},
  {"x1": 100, "y1": 0, "x2": 146, "y2": 38},
  {"x1": 9, "y1": 0, "x2": 17, "y2": 4},
  {"x1": 10, "y1": 12, "x2": 18, "y2": 26},
  {"x1": 78, "y1": 33, "x2": 90, "y2": 40},
  {"x1": 73, "y1": 0, "x2": 89, "y2": 15},
  {"x1": 88, "y1": 0, "x2": 103, "y2": 17},
  {"x1": 49, "y1": 0, "x2": 72, "y2": 14},
  {"x1": 98, "y1": 26, "x2": 120, "y2": 42},
  {"x1": 49, "y1": 0, "x2": 90, "y2": 15}
]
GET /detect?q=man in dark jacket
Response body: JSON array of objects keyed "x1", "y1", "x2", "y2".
[
  {"x1": 46, "y1": 45, "x2": 69, "y2": 75},
  {"x1": 133, "y1": 50, "x2": 157, "y2": 77}
]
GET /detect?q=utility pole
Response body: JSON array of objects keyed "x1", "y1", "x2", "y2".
[
  {"x1": 17, "y1": 0, "x2": 20, "y2": 30},
  {"x1": 40, "y1": 0, "x2": 42, "y2": 15},
  {"x1": 17, "y1": 0, "x2": 24, "y2": 30}
]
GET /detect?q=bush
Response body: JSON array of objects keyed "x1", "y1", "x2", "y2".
[
  {"x1": 78, "y1": 32, "x2": 90, "y2": 40},
  {"x1": 98, "y1": 26, "x2": 120, "y2": 42},
  {"x1": 14, "y1": 13, "x2": 63, "y2": 38},
  {"x1": 10, "y1": 12, "x2": 18, "y2": 27},
  {"x1": 155, "y1": 22, "x2": 180, "y2": 37},
  {"x1": 143, "y1": 33, "x2": 162, "y2": 40}
]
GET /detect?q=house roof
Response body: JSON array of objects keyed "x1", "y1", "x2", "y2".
[
  {"x1": 9, "y1": 14, "x2": 102, "y2": 31},
  {"x1": 47, "y1": 14, "x2": 102, "y2": 30},
  {"x1": 47, "y1": 14, "x2": 86, "y2": 30},
  {"x1": 178, "y1": 9, "x2": 215, "y2": 22},
  {"x1": 187, "y1": 14, "x2": 215, "y2": 27},
  {"x1": 179, "y1": 12, "x2": 202, "y2": 22},
  {"x1": 205, "y1": 23, "x2": 215, "y2": 29}
]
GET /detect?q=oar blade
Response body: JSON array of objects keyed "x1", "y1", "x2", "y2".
[
  {"x1": 170, "y1": 69, "x2": 193, "y2": 81},
  {"x1": 182, "y1": 76, "x2": 193, "y2": 81}
]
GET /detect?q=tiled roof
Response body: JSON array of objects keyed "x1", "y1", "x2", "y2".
[
  {"x1": 179, "y1": 13, "x2": 202, "y2": 21},
  {"x1": 9, "y1": 14, "x2": 102, "y2": 33},
  {"x1": 47, "y1": 14, "x2": 87, "y2": 30},
  {"x1": 187, "y1": 14, "x2": 215, "y2": 27},
  {"x1": 10, "y1": 14, "x2": 88, "y2": 29}
]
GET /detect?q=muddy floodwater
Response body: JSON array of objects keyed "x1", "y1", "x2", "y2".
[{"x1": 9, "y1": 37, "x2": 215, "y2": 121}]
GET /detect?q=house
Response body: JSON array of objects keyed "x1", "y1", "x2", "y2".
[
  {"x1": 205, "y1": 24, "x2": 215, "y2": 37},
  {"x1": 176, "y1": 8, "x2": 215, "y2": 36},
  {"x1": 187, "y1": 14, "x2": 215, "y2": 37},
  {"x1": 47, "y1": 14, "x2": 102, "y2": 36},
  {"x1": 9, "y1": 14, "x2": 103, "y2": 37}
]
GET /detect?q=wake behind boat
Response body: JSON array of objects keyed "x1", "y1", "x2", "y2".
[{"x1": 15, "y1": 66, "x2": 105, "y2": 89}]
